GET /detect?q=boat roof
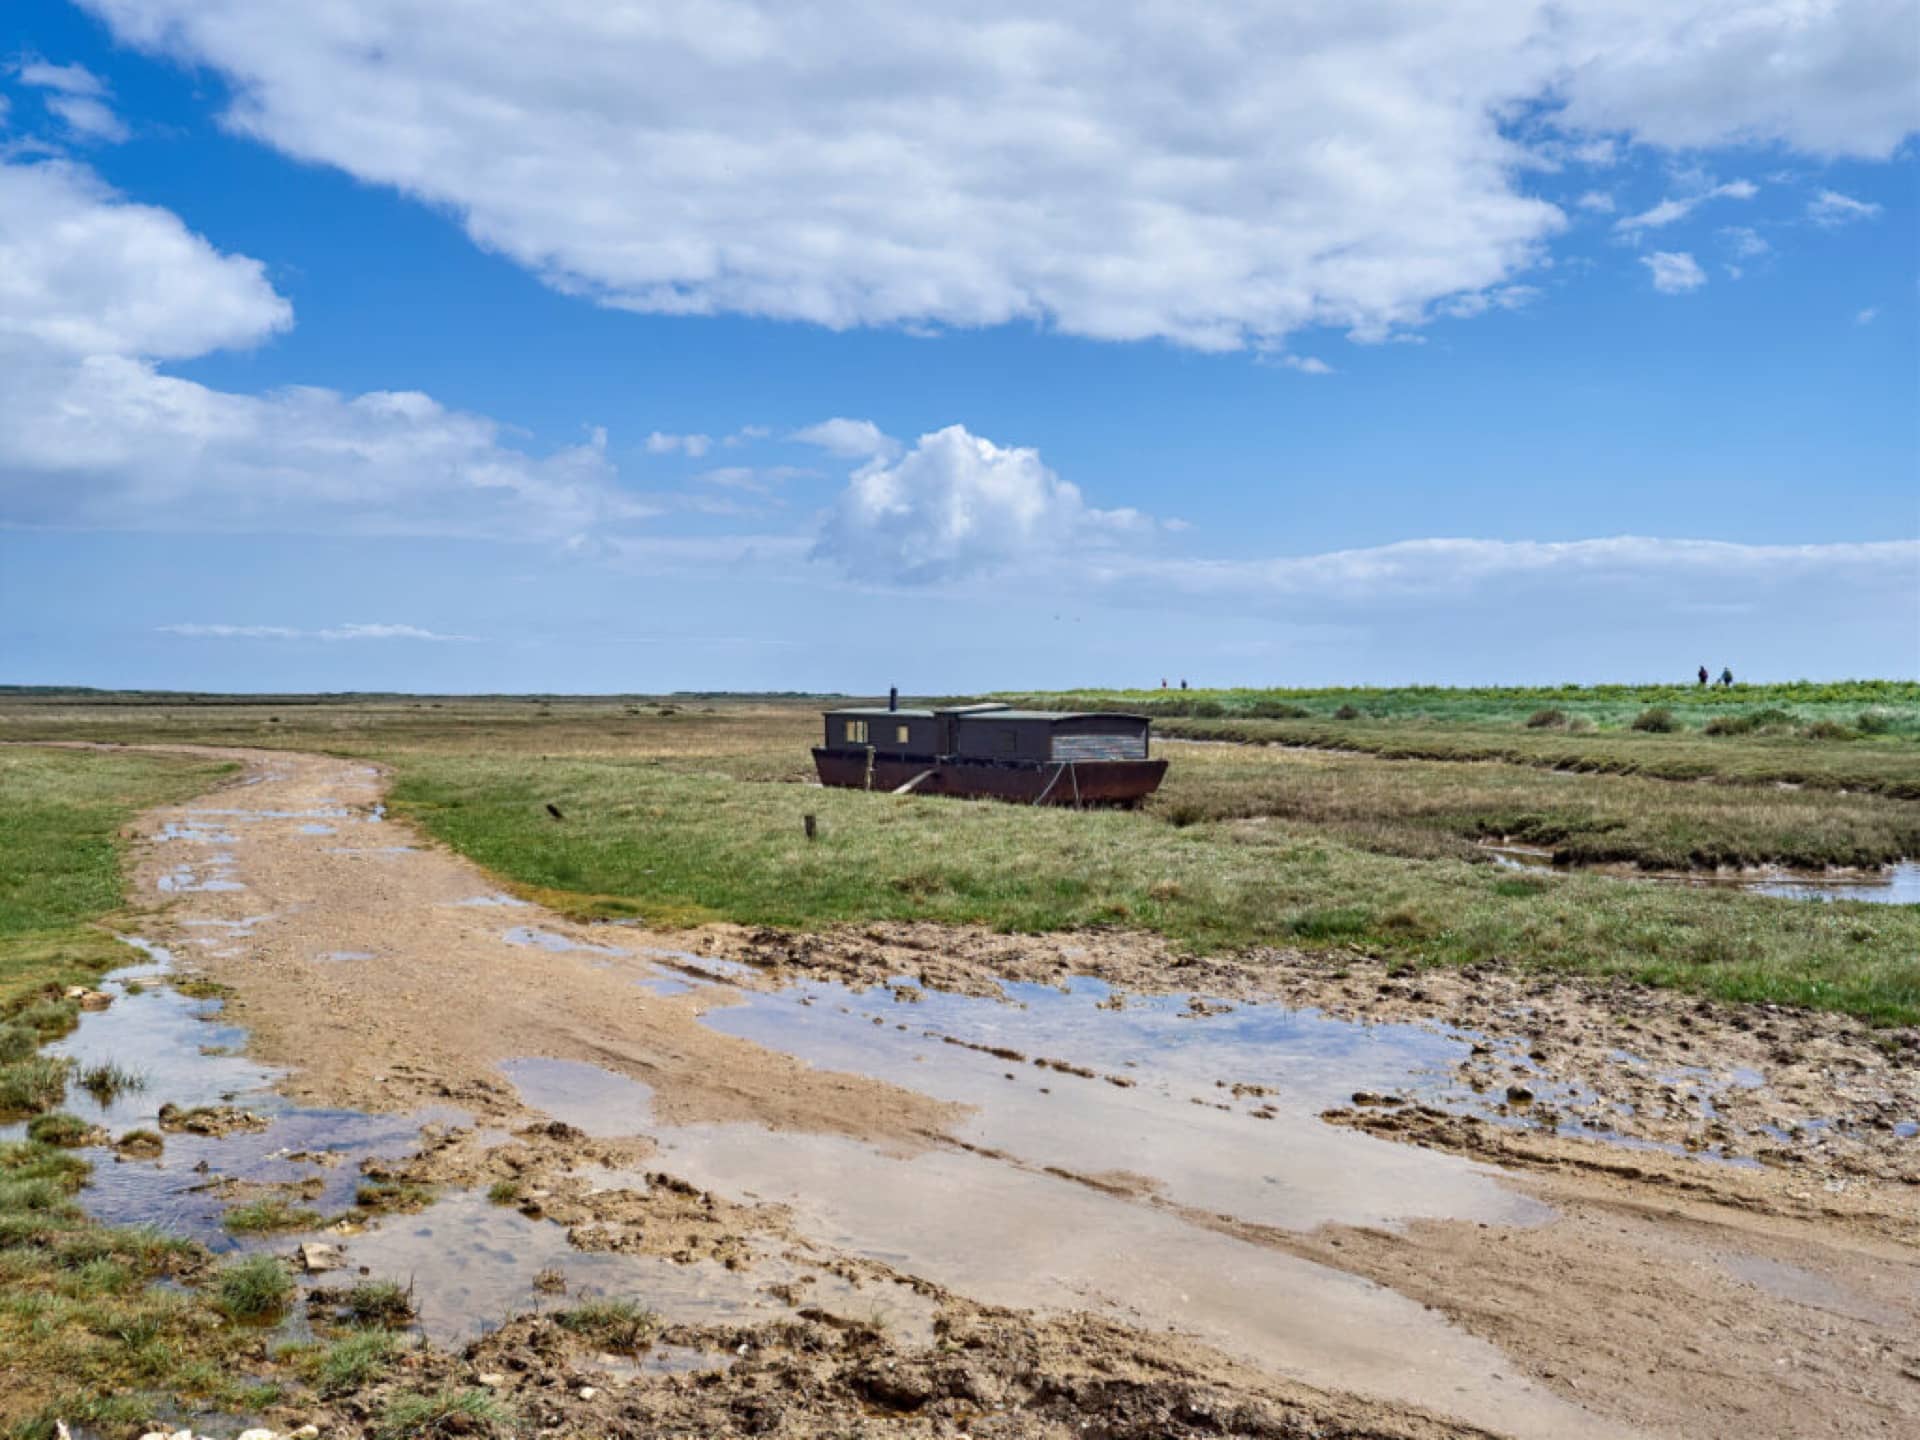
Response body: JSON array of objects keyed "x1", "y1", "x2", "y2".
[
  {"x1": 953, "y1": 709, "x2": 1148, "y2": 724},
  {"x1": 825, "y1": 706, "x2": 937, "y2": 717}
]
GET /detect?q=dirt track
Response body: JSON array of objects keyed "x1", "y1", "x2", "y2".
[{"x1": 102, "y1": 746, "x2": 1920, "y2": 1439}]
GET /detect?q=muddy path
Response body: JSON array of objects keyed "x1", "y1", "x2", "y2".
[{"x1": 60, "y1": 745, "x2": 1920, "y2": 1438}]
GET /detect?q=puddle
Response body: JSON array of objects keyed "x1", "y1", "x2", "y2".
[
  {"x1": 317, "y1": 950, "x2": 377, "y2": 963},
  {"x1": 157, "y1": 852, "x2": 246, "y2": 893},
  {"x1": 157, "y1": 821, "x2": 238, "y2": 844},
  {"x1": 698, "y1": 974, "x2": 1545, "y2": 1231},
  {"x1": 504, "y1": 926, "x2": 629, "y2": 956},
  {"x1": 1483, "y1": 844, "x2": 1919, "y2": 905},
  {"x1": 332, "y1": 1188, "x2": 936, "y2": 1347},
  {"x1": 322, "y1": 845, "x2": 417, "y2": 856},
  {"x1": 0, "y1": 941, "x2": 461, "y2": 1249},
  {"x1": 297, "y1": 823, "x2": 337, "y2": 836},
  {"x1": 186, "y1": 806, "x2": 348, "y2": 821},
  {"x1": 1721, "y1": 1254, "x2": 1901, "y2": 1325},
  {"x1": 499, "y1": 1056, "x2": 1606, "y2": 1438},
  {"x1": 447, "y1": 893, "x2": 531, "y2": 908}
]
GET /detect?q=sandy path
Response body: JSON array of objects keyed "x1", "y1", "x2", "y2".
[{"x1": 100, "y1": 745, "x2": 1920, "y2": 1440}]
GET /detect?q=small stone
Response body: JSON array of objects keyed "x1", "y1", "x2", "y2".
[
  {"x1": 237, "y1": 1429, "x2": 278, "y2": 1440},
  {"x1": 298, "y1": 1241, "x2": 342, "y2": 1273},
  {"x1": 577, "y1": 1386, "x2": 598, "y2": 1400},
  {"x1": 290, "y1": 1428, "x2": 320, "y2": 1439},
  {"x1": 1506, "y1": 1084, "x2": 1535, "y2": 1105},
  {"x1": 477, "y1": 1372, "x2": 508, "y2": 1387}
]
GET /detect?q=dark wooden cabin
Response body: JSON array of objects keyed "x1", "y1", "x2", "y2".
[{"x1": 814, "y1": 700, "x2": 1166, "y2": 806}]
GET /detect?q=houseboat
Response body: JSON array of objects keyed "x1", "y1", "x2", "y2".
[{"x1": 813, "y1": 697, "x2": 1167, "y2": 806}]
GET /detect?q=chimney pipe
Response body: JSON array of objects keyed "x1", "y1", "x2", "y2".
[{"x1": 889, "y1": 686, "x2": 898, "y2": 712}]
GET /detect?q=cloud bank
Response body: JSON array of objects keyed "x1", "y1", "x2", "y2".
[
  {"x1": 0, "y1": 159, "x2": 645, "y2": 544},
  {"x1": 77, "y1": 0, "x2": 1919, "y2": 348}
]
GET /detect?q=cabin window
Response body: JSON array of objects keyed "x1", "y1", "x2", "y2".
[
  {"x1": 844, "y1": 719, "x2": 869, "y2": 743},
  {"x1": 895, "y1": 724, "x2": 911, "y2": 745}
]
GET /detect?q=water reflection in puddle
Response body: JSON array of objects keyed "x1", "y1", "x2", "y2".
[
  {"x1": 504, "y1": 926, "x2": 628, "y2": 956},
  {"x1": 496, "y1": 1056, "x2": 1599, "y2": 1438},
  {"x1": 0, "y1": 943, "x2": 459, "y2": 1248},
  {"x1": 337, "y1": 1189, "x2": 935, "y2": 1347}
]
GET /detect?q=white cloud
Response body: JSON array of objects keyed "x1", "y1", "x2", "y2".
[
  {"x1": 1438, "y1": 285, "x2": 1541, "y2": 319},
  {"x1": 1614, "y1": 179, "x2": 1757, "y2": 234},
  {"x1": 1641, "y1": 251, "x2": 1707, "y2": 293},
  {"x1": 814, "y1": 424, "x2": 1145, "y2": 582},
  {"x1": 1273, "y1": 355, "x2": 1335, "y2": 375},
  {"x1": 158, "y1": 622, "x2": 477, "y2": 641},
  {"x1": 644, "y1": 430, "x2": 711, "y2": 458},
  {"x1": 1575, "y1": 190, "x2": 1616, "y2": 213},
  {"x1": 0, "y1": 160, "x2": 290, "y2": 357},
  {"x1": 1855, "y1": 307, "x2": 1879, "y2": 325},
  {"x1": 0, "y1": 158, "x2": 650, "y2": 544},
  {"x1": 16, "y1": 60, "x2": 129, "y2": 143},
  {"x1": 1720, "y1": 226, "x2": 1769, "y2": 258},
  {"x1": 792, "y1": 418, "x2": 900, "y2": 460},
  {"x1": 1807, "y1": 189, "x2": 1882, "y2": 226},
  {"x1": 73, "y1": 1, "x2": 1919, "y2": 349}
]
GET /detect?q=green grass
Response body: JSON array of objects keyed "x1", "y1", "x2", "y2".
[
  {"x1": 333, "y1": 1278, "x2": 415, "y2": 1328},
  {"x1": 0, "y1": 1058, "x2": 70, "y2": 1121},
  {"x1": 23, "y1": 1114, "x2": 96, "y2": 1148},
  {"x1": 555, "y1": 1296, "x2": 658, "y2": 1349},
  {"x1": 210, "y1": 1254, "x2": 293, "y2": 1320},
  {"x1": 376, "y1": 1387, "x2": 513, "y2": 1440},
  {"x1": 0, "y1": 747, "x2": 233, "y2": 1021},
  {"x1": 1000, "y1": 680, "x2": 1920, "y2": 730},
  {"x1": 391, "y1": 744, "x2": 1920, "y2": 1024},
  {"x1": 75, "y1": 1062, "x2": 145, "y2": 1106},
  {"x1": 221, "y1": 1195, "x2": 325, "y2": 1234},
  {"x1": 305, "y1": 1329, "x2": 400, "y2": 1395}
]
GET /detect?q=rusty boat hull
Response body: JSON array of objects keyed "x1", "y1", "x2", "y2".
[{"x1": 812, "y1": 749, "x2": 1167, "y2": 807}]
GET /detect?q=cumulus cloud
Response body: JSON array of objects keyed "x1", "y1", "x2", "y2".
[
  {"x1": 17, "y1": 60, "x2": 131, "y2": 144},
  {"x1": 158, "y1": 622, "x2": 477, "y2": 641},
  {"x1": 1271, "y1": 354, "x2": 1335, "y2": 375},
  {"x1": 0, "y1": 158, "x2": 649, "y2": 544},
  {"x1": 73, "y1": 1, "x2": 1919, "y2": 348},
  {"x1": 645, "y1": 430, "x2": 711, "y2": 458},
  {"x1": 1721, "y1": 226, "x2": 1770, "y2": 258},
  {"x1": 814, "y1": 425, "x2": 1146, "y2": 583},
  {"x1": 1807, "y1": 189, "x2": 1882, "y2": 226},
  {"x1": 792, "y1": 418, "x2": 900, "y2": 460},
  {"x1": 1641, "y1": 251, "x2": 1707, "y2": 293},
  {"x1": 1575, "y1": 190, "x2": 1616, "y2": 213}
]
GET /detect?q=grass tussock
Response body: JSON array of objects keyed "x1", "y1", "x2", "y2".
[
  {"x1": 24, "y1": 1113, "x2": 98, "y2": 1148},
  {"x1": 306, "y1": 1328, "x2": 400, "y2": 1395},
  {"x1": 211, "y1": 1253, "x2": 293, "y2": 1320},
  {"x1": 376, "y1": 1387, "x2": 513, "y2": 1440},
  {"x1": 556, "y1": 1296, "x2": 658, "y2": 1349},
  {"x1": 221, "y1": 1194, "x2": 324, "y2": 1234},
  {"x1": 76, "y1": 1061, "x2": 145, "y2": 1106},
  {"x1": 0, "y1": 1057, "x2": 70, "y2": 1119}
]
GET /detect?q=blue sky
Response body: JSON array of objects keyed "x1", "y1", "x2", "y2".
[{"x1": 2, "y1": 1, "x2": 1916, "y2": 693}]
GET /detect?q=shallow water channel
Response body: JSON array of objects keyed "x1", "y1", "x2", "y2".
[{"x1": 1484, "y1": 845, "x2": 1920, "y2": 903}]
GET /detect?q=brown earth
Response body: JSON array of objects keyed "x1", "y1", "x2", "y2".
[{"x1": 76, "y1": 746, "x2": 1920, "y2": 1439}]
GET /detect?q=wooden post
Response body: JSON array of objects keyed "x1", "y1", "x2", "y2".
[
  {"x1": 863, "y1": 745, "x2": 875, "y2": 790},
  {"x1": 803, "y1": 813, "x2": 817, "y2": 841}
]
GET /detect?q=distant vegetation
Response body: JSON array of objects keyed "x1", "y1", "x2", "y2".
[{"x1": 4, "y1": 691, "x2": 1917, "y2": 1024}]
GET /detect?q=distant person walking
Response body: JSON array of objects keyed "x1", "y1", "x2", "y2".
[
  {"x1": 1720, "y1": 667, "x2": 1734, "y2": 688},
  {"x1": 1179, "y1": 678, "x2": 1188, "y2": 690},
  {"x1": 1697, "y1": 665, "x2": 1709, "y2": 687}
]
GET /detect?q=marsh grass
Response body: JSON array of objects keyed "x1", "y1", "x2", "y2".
[
  {"x1": 76, "y1": 1062, "x2": 146, "y2": 1106},
  {"x1": 307, "y1": 1328, "x2": 399, "y2": 1395},
  {"x1": 221, "y1": 1195, "x2": 324, "y2": 1234},
  {"x1": 336, "y1": 1277, "x2": 415, "y2": 1328},
  {"x1": 211, "y1": 1254, "x2": 293, "y2": 1320},
  {"x1": 0, "y1": 1057, "x2": 70, "y2": 1119},
  {"x1": 391, "y1": 734, "x2": 1920, "y2": 1023},
  {"x1": 556, "y1": 1296, "x2": 658, "y2": 1349},
  {"x1": 23, "y1": 1113, "x2": 97, "y2": 1148},
  {"x1": 376, "y1": 1387, "x2": 513, "y2": 1440}
]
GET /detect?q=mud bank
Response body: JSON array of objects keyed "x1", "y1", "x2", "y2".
[{"x1": 45, "y1": 744, "x2": 1920, "y2": 1439}]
